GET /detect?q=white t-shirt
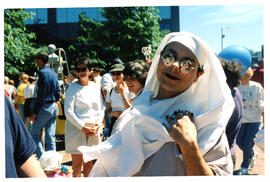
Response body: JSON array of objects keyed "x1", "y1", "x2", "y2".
[
  {"x1": 23, "y1": 84, "x2": 36, "y2": 99},
  {"x1": 105, "y1": 87, "x2": 133, "y2": 112},
  {"x1": 101, "y1": 73, "x2": 116, "y2": 93},
  {"x1": 238, "y1": 80, "x2": 264, "y2": 123}
]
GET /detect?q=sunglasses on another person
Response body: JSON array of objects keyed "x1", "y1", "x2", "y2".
[
  {"x1": 111, "y1": 71, "x2": 122, "y2": 76},
  {"x1": 75, "y1": 66, "x2": 88, "y2": 73},
  {"x1": 160, "y1": 53, "x2": 200, "y2": 73}
]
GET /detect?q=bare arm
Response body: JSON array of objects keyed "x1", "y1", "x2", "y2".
[{"x1": 17, "y1": 154, "x2": 47, "y2": 177}]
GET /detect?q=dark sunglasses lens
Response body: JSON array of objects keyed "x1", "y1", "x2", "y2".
[
  {"x1": 112, "y1": 71, "x2": 121, "y2": 76},
  {"x1": 76, "y1": 67, "x2": 87, "y2": 72}
]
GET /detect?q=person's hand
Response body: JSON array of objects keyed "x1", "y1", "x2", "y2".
[
  {"x1": 110, "y1": 111, "x2": 122, "y2": 118},
  {"x1": 118, "y1": 83, "x2": 128, "y2": 98},
  {"x1": 29, "y1": 114, "x2": 36, "y2": 123},
  {"x1": 82, "y1": 123, "x2": 100, "y2": 136},
  {"x1": 163, "y1": 110, "x2": 198, "y2": 150}
]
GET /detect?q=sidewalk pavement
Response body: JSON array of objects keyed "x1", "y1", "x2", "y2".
[
  {"x1": 59, "y1": 143, "x2": 264, "y2": 175},
  {"x1": 234, "y1": 144, "x2": 264, "y2": 175}
]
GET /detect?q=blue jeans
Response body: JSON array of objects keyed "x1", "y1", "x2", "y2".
[
  {"x1": 103, "y1": 111, "x2": 111, "y2": 140},
  {"x1": 31, "y1": 103, "x2": 57, "y2": 158},
  {"x1": 18, "y1": 103, "x2": 26, "y2": 123},
  {"x1": 236, "y1": 122, "x2": 261, "y2": 168}
]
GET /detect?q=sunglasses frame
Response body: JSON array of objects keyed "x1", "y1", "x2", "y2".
[
  {"x1": 160, "y1": 53, "x2": 200, "y2": 73},
  {"x1": 112, "y1": 71, "x2": 122, "y2": 76},
  {"x1": 75, "y1": 66, "x2": 88, "y2": 73}
]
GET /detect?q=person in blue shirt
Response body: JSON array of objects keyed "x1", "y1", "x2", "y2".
[
  {"x1": 29, "y1": 51, "x2": 61, "y2": 158},
  {"x1": 5, "y1": 95, "x2": 46, "y2": 178}
]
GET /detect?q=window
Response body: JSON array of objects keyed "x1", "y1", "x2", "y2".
[
  {"x1": 25, "y1": 8, "x2": 48, "y2": 24},
  {"x1": 160, "y1": 22, "x2": 171, "y2": 30},
  {"x1": 57, "y1": 8, "x2": 82, "y2": 23},
  {"x1": 57, "y1": 7, "x2": 107, "y2": 23},
  {"x1": 156, "y1": 6, "x2": 171, "y2": 19}
]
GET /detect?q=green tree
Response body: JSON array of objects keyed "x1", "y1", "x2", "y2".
[
  {"x1": 4, "y1": 9, "x2": 46, "y2": 79},
  {"x1": 69, "y1": 7, "x2": 169, "y2": 69}
]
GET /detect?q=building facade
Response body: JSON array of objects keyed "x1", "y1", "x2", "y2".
[{"x1": 25, "y1": 7, "x2": 180, "y2": 47}]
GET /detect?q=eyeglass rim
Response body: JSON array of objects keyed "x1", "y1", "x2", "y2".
[
  {"x1": 75, "y1": 66, "x2": 88, "y2": 72},
  {"x1": 160, "y1": 53, "x2": 201, "y2": 71},
  {"x1": 112, "y1": 71, "x2": 122, "y2": 75}
]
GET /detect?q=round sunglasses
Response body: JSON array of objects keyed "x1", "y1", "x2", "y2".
[{"x1": 160, "y1": 53, "x2": 200, "y2": 73}]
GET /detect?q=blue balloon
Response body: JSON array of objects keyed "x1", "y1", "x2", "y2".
[{"x1": 218, "y1": 45, "x2": 252, "y2": 75}]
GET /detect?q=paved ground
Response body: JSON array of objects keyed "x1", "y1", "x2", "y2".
[
  {"x1": 58, "y1": 142, "x2": 264, "y2": 176},
  {"x1": 234, "y1": 144, "x2": 264, "y2": 175}
]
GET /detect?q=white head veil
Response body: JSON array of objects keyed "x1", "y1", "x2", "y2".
[{"x1": 78, "y1": 32, "x2": 234, "y2": 176}]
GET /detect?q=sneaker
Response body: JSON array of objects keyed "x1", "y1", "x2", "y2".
[{"x1": 233, "y1": 168, "x2": 249, "y2": 175}]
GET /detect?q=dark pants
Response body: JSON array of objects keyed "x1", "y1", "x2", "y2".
[
  {"x1": 24, "y1": 98, "x2": 36, "y2": 118},
  {"x1": 107, "y1": 116, "x2": 118, "y2": 138},
  {"x1": 236, "y1": 122, "x2": 261, "y2": 168}
]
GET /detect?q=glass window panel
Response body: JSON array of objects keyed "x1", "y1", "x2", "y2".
[
  {"x1": 160, "y1": 23, "x2": 171, "y2": 30},
  {"x1": 81, "y1": 7, "x2": 97, "y2": 20},
  {"x1": 57, "y1": 8, "x2": 67, "y2": 23},
  {"x1": 25, "y1": 8, "x2": 47, "y2": 24},
  {"x1": 156, "y1": 6, "x2": 171, "y2": 19},
  {"x1": 67, "y1": 8, "x2": 82, "y2": 22}
]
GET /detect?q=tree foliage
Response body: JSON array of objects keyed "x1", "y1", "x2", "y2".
[
  {"x1": 68, "y1": 7, "x2": 169, "y2": 70},
  {"x1": 4, "y1": 9, "x2": 47, "y2": 79}
]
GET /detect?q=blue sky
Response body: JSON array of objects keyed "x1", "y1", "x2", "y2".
[{"x1": 179, "y1": 5, "x2": 264, "y2": 54}]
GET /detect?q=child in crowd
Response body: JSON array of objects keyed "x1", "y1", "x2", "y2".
[{"x1": 39, "y1": 150, "x2": 72, "y2": 177}]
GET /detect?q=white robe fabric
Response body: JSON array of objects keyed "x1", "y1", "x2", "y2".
[{"x1": 78, "y1": 32, "x2": 234, "y2": 176}]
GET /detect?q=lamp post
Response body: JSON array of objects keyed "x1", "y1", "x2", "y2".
[{"x1": 221, "y1": 28, "x2": 225, "y2": 51}]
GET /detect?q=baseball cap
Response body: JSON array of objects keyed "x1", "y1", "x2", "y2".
[{"x1": 110, "y1": 64, "x2": 125, "y2": 72}]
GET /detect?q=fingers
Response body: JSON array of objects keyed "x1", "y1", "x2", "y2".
[{"x1": 163, "y1": 110, "x2": 194, "y2": 132}]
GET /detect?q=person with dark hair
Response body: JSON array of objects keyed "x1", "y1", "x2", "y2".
[
  {"x1": 220, "y1": 58, "x2": 243, "y2": 168},
  {"x1": 64, "y1": 57, "x2": 105, "y2": 177},
  {"x1": 105, "y1": 64, "x2": 133, "y2": 137},
  {"x1": 29, "y1": 51, "x2": 61, "y2": 159},
  {"x1": 5, "y1": 95, "x2": 47, "y2": 178},
  {"x1": 79, "y1": 32, "x2": 234, "y2": 176},
  {"x1": 123, "y1": 60, "x2": 150, "y2": 100}
]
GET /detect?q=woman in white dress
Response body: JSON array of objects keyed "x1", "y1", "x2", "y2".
[
  {"x1": 64, "y1": 57, "x2": 105, "y2": 177},
  {"x1": 78, "y1": 32, "x2": 235, "y2": 176}
]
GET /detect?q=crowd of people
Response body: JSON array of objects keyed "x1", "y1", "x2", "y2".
[{"x1": 4, "y1": 31, "x2": 264, "y2": 178}]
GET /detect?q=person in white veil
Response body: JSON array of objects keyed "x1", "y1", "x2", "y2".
[{"x1": 78, "y1": 32, "x2": 235, "y2": 176}]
